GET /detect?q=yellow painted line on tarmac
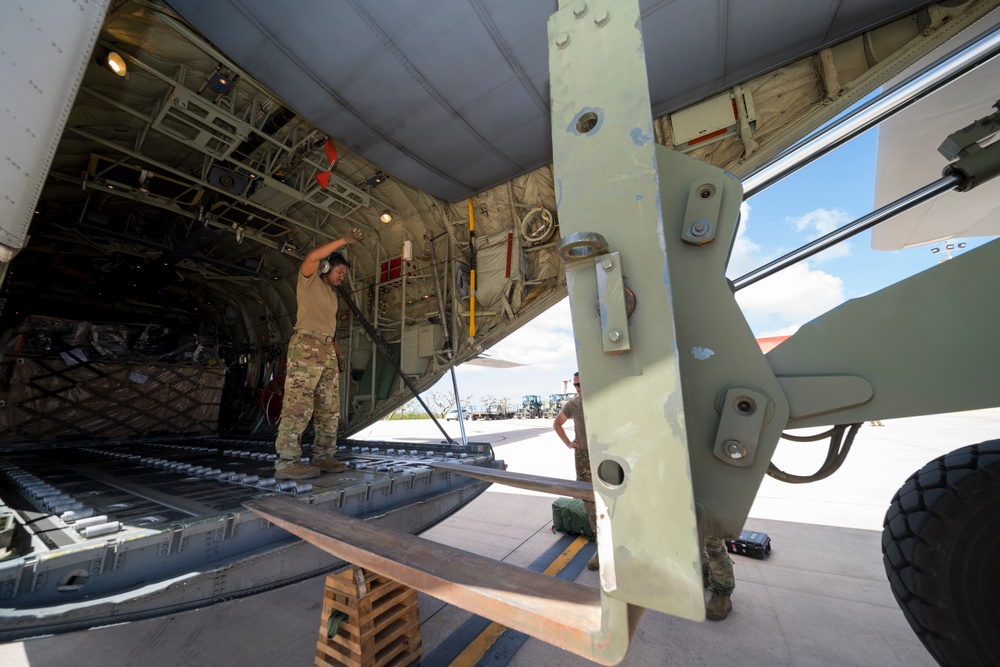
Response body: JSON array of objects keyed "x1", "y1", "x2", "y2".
[
  {"x1": 541, "y1": 534, "x2": 589, "y2": 576},
  {"x1": 449, "y1": 623, "x2": 509, "y2": 667},
  {"x1": 448, "y1": 535, "x2": 590, "y2": 667}
]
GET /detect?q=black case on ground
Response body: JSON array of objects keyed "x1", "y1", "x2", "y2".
[{"x1": 725, "y1": 529, "x2": 772, "y2": 559}]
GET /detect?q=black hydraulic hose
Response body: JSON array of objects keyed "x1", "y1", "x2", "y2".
[
  {"x1": 767, "y1": 423, "x2": 863, "y2": 484},
  {"x1": 336, "y1": 285, "x2": 455, "y2": 443}
]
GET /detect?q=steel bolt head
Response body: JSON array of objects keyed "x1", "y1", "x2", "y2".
[
  {"x1": 724, "y1": 440, "x2": 744, "y2": 459},
  {"x1": 595, "y1": 9, "x2": 610, "y2": 26},
  {"x1": 689, "y1": 220, "x2": 709, "y2": 237},
  {"x1": 556, "y1": 32, "x2": 571, "y2": 48},
  {"x1": 573, "y1": 2, "x2": 588, "y2": 18},
  {"x1": 601, "y1": 258, "x2": 614, "y2": 271},
  {"x1": 608, "y1": 330, "x2": 623, "y2": 343}
]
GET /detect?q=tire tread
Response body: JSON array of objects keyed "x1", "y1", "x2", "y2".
[{"x1": 882, "y1": 439, "x2": 1000, "y2": 667}]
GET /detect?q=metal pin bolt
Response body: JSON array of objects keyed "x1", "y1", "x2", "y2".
[
  {"x1": 724, "y1": 440, "x2": 744, "y2": 459},
  {"x1": 601, "y1": 258, "x2": 614, "y2": 271},
  {"x1": 689, "y1": 220, "x2": 709, "y2": 237},
  {"x1": 608, "y1": 330, "x2": 623, "y2": 343},
  {"x1": 573, "y1": 2, "x2": 588, "y2": 18},
  {"x1": 556, "y1": 32, "x2": 571, "y2": 48},
  {"x1": 594, "y1": 9, "x2": 610, "y2": 26}
]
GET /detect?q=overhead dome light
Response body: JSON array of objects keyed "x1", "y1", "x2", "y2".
[
  {"x1": 208, "y1": 70, "x2": 233, "y2": 94},
  {"x1": 380, "y1": 210, "x2": 393, "y2": 224},
  {"x1": 97, "y1": 48, "x2": 127, "y2": 77},
  {"x1": 107, "y1": 52, "x2": 127, "y2": 76}
]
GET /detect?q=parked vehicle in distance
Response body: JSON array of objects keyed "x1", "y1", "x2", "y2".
[
  {"x1": 545, "y1": 393, "x2": 577, "y2": 418},
  {"x1": 445, "y1": 409, "x2": 465, "y2": 421},
  {"x1": 518, "y1": 395, "x2": 543, "y2": 419},
  {"x1": 457, "y1": 404, "x2": 515, "y2": 420}
]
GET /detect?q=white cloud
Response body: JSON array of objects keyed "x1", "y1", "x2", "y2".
[
  {"x1": 785, "y1": 208, "x2": 852, "y2": 262},
  {"x1": 727, "y1": 201, "x2": 764, "y2": 276},
  {"x1": 486, "y1": 298, "x2": 575, "y2": 370},
  {"x1": 788, "y1": 208, "x2": 850, "y2": 235},
  {"x1": 736, "y1": 261, "x2": 845, "y2": 334},
  {"x1": 727, "y1": 203, "x2": 849, "y2": 334}
]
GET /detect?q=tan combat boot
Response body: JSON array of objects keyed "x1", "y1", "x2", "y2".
[
  {"x1": 275, "y1": 462, "x2": 320, "y2": 480},
  {"x1": 706, "y1": 590, "x2": 732, "y2": 621},
  {"x1": 313, "y1": 457, "x2": 348, "y2": 473}
]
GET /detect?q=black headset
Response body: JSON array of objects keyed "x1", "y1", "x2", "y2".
[{"x1": 319, "y1": 252, "x2": 350, "y2": 275}]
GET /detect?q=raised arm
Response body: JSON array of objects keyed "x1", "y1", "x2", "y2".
[{"x1": 300, "y1": 228, "x2": 364, "y2": 277}]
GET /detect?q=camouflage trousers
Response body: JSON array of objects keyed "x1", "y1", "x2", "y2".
[
  {"x1": 274, "y1": 333, "x2": 340, "y2": 467},
  {"x1": 703, "y1": 536, "x2": 735, "y2": 595},
  {"x1": 575, "y1": 446, "x2": 597, "y2": 538}
]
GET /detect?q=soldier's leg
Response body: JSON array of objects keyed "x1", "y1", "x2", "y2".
[
  {"x1": 274, "y1": 335, "x2": 324, "y2": 470},
  {"x1": 704, "y1": 536, "x2": 735, "y2": 620},
  {"x1": 575, "y1": 448, "x2": 597, "y2": 538},
  {"x1": 576, "y1": 448, "x2": 600, "y2": 570},
  {"x1": 311, "y1": 345, "x2": 341, "y2": 459}
]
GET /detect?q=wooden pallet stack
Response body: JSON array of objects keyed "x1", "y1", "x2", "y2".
[{"x1": 315, "y1": 566, "x2": 422, "y2": 667}]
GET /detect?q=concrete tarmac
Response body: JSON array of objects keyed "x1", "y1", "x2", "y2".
[{"x1": 2, "y1": 410, "x2": 997, "y2": 666}]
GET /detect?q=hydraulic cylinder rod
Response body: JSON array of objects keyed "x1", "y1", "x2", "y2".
[
  {"x1": 733, "y1": 173, "x2": 962, "y2": 290},
  {"x1": 742, "y1": 22, "x2": 1000, "y2": 199}
]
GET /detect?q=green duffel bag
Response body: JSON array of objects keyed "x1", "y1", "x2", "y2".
[{"x1": 551, "y1": 497, "x2": 594, "y2": 539}]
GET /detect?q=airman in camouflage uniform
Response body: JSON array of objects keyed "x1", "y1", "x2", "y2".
[
  {"x1": 554, "y1": 372, "x2": 599, "y2": 568},
  {"x1": 703, "y1": 536, "x2": 736, "y2": 620},
  {"x1": 275, "y1": 333, "x2": 342, "y2": 462},
  {"x1": 274, "y1": 229, "x2": 363, "y2": 480}
]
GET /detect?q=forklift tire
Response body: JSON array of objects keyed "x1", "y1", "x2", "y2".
[{"x1": 881, "y1": 439, "x2": 1000, "y2": 667}]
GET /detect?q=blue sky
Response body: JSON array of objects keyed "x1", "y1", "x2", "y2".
[
  {"x1": 738, "y1": 130, "x2": 946, "y2": 312},
  {"x1": 419, "y1": 125, "x2": 990, "y2": 409}
]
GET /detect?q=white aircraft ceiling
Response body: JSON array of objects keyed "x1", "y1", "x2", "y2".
[
  {"x1": 165, "y1": 0, "x2": 935, "y2": 202},
  {"x1": 872, "y1": 13, "x2": 1000, "y2": 250}
]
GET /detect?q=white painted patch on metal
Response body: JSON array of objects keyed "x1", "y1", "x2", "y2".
[{"x1": 689, "y1": 346, "x2": 715, "y2": 360}]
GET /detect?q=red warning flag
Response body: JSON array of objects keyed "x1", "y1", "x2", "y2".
[
  {"x1": 314, "y1": 171, "x2": 331, "y2": 188},
  {"x1": 324, "y1": 138, "x2": 338, "y2": 165}
]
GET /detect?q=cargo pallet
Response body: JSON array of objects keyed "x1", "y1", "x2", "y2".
[{"x1": 315, "y1": 566, "x2": 422, "y2": 667}]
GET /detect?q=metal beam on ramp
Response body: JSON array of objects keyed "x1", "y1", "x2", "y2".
[{"x1": 427, "y1": 461, "x2": 593, "y2": 500}]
